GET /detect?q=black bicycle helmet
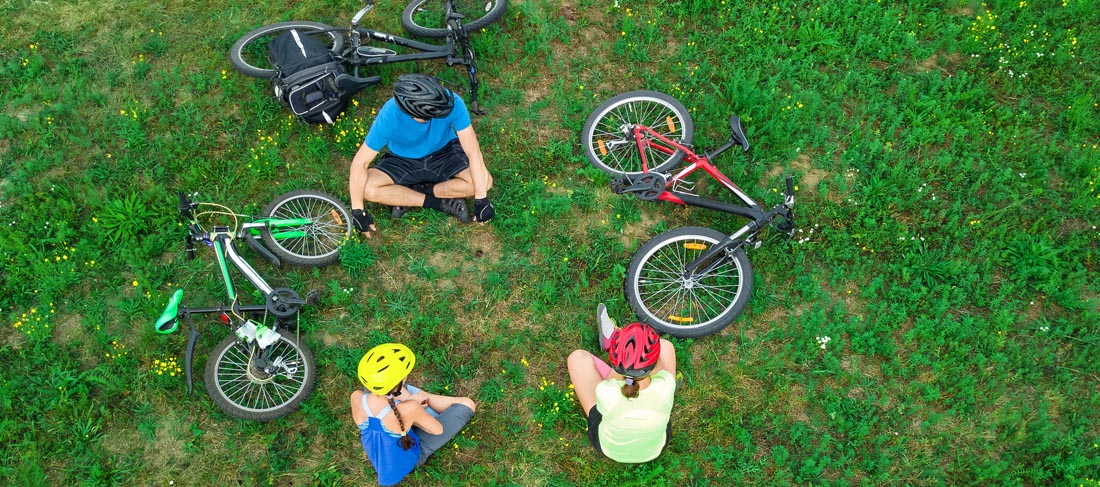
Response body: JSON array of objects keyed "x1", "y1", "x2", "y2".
[{"x1": 392, "y1": 74, "x2": 454, "y2": 119}]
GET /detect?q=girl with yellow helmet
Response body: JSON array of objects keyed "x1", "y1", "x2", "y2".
[{"x1": 350, "y1": 343, "x2": 476, "y2": 485}]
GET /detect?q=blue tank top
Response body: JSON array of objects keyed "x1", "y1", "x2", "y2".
[{"x1": 357, "y1": 394, "x2": 421, "y2": 486}]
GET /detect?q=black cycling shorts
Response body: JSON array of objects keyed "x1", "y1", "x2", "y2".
[{"x1": 373, "y1": 139, "x2": 469, "y2": 186}]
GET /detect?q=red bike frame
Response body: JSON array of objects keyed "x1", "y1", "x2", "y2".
[{"x1": 629, "y1": 124, "x2": 767, "y2": 222}]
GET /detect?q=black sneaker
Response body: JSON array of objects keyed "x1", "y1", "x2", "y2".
[
  {"x1": 391, "y1": 206, "x2": 412, "y2": 219},
  {"x1": 437, "y1": 198, "x2": 471, "y2": 223}
]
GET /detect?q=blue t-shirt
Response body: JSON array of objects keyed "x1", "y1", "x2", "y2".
[{"x1": 364, "y1": 93, "x2": 472, "y2": 158}]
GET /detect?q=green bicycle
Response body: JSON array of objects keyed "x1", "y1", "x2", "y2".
[{"x1": 154, "y1": 190, "x2": 351, "y2": 421}]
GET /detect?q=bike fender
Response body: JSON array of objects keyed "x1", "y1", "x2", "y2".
[
  {"x1": 244, "y1": 233, "x2": 282, "y2": 267},
  {"x1": 185, "y1": 323, "x2": 199, "y2": 396}
]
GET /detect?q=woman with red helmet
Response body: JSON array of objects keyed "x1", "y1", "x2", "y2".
[{"x1": 567, "y1": 304, "x2": 677, "y2": 463}]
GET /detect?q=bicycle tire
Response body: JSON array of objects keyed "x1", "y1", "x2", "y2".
[
  {"x1": 401, "y1": 0, "x2": 508, "y2": 38},
  {"x1": 229, "y1": 21, "x2": 344, "y2": 79},
  {"x1": 582, "y1": 91, "x2": 694, "y2": 177},
  {"x1": 261, "y1": 190, "x2": 352, "y2": 267},
  {"x1": 205, "y1": 333, "x2": 316, "y2": 421},
  {"x1": 625, "y1": 226, "x2": 753, "y2": 338}
]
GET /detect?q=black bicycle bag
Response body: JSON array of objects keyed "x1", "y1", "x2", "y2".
[{"x1": 268, "y1": 29, "x2": 350, "y2": 124}]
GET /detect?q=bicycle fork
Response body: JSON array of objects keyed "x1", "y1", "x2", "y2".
[
  {"x1": 682, "y1": 176, "x2": 797, "y2": 279},
  {"x1": 681, "y1": 225, "x2": 758, "y2": 280},
  {"x1": 445, "y1": 21, "x2": 483, "y2": 114}
]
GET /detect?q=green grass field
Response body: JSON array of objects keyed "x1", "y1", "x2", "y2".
[{"x1": 2, "y1": 0, "x2": 1099, "y2": 485}]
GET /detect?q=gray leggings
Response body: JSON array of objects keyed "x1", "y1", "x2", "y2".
[{"x1": 415, "y1": 404, "x2": 474, "y2": 466}]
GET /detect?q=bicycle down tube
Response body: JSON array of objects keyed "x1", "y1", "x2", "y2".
[
  {"x1": 208, "y1": 228, "x2": 275, "y2": 302},
  {"x1": 631, "y1": 124, "x2": 765, "y2": 220}
]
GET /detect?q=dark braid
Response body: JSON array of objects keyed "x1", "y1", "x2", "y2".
[
  {"x1": 387, "y1": 383, "x2": 415, "y2": 450},
  {"x1": 621, "y1": 376, "x2": 641, "y2": 398}
]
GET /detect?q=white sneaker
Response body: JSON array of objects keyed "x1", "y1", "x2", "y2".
[{"x1": 597, "y1": 303, "x2": 616, "y2": 351}]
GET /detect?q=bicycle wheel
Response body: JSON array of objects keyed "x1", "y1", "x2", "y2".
[
  {"x1": 401, "y1": 0, "x2": 508, "y2": 38},
  {"x1": 625, "y1": 226, "x2": 753, "y2": 338},
  {"x1": 582, "y1": 91, "x2": 693, "y2": 177},
  {"x1": 261, "y1": 190, "x2": 352, "y2": 267},
  {"x1": 229, "y1": 22, "x2": 344, "y2": 79},
  {"x1": 205, "y1": 333, "x2": 316, "y2": 421}
]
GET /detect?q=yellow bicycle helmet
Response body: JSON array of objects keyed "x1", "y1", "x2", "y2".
[{"x1": 358, "y1": 343, "x2": 416, "y2": 395}]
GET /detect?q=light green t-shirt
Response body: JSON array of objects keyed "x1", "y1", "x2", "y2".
[{"x1": 594, "y1": 369, "x2": 675, "y2": 463}]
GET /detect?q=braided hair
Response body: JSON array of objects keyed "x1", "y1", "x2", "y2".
[{"x1": 386, "y1": 381, "x2": 415, "y2": 450}]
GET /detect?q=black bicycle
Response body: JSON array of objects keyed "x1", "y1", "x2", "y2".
[{"x1": 229, "y1": 0, "x2": 507, "y2": 113}]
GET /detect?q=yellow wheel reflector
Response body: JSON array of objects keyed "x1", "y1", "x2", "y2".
[
  {"x1": 330, "y1": 209, "x2": 344, "y2": 226},
  {"x1": 683, "y1": 243, "x2": 707, "y2": 250},
  {"x1": 666, "y1": 116, "x2": 677, "y2": 133},
  {"x1": 668, "y1": 315, "x2": 694, "y2": 323},
  {"x1": 598, "y1": 139, "x2": 608, "y2": 156}
]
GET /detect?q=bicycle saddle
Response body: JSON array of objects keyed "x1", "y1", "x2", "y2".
[
  {"x1": 356, "y1": 46, "x2": 397, "y2": 58},
  {"x1": 729, "y1": 115, "x2": 750, "y2": 152}
]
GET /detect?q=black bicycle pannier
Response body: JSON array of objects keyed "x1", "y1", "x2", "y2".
[{"x1": 269, "y1": 29, "x2": 350, "y2": 124}]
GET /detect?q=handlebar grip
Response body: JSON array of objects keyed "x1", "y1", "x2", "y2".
[
  {"x1": 786, "y1": 176, "x2": 794, "y2": 195},
  {"x1": 185, "y1": 235, "x2": 195, "y2": 260}
]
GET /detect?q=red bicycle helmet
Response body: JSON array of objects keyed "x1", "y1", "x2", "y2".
[{"x1": 608, "y1": 322, "x2": 661, "y2": 378}]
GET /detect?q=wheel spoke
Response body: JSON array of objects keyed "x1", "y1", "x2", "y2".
[
  {"x1": 267, "y1": 194, "x2": 347, "y2": 260},
  {"x1": 631, "y1": 231, "x2": 750, "y2": 334},
  {"x1": 212, "y1": 337, "x2": 311, "y2": 413}
]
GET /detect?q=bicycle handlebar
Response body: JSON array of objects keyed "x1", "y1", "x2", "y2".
[{"x1": 178, "y1": 192, "x2": 194, "y2": 218}]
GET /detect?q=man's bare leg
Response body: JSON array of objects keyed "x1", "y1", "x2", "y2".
[
  {"x1": 432, "y1": 168, "x2": 493, "y2": 199},
  {"x1": 362, "y1": 168, "x2": 430, "y2": 207}
]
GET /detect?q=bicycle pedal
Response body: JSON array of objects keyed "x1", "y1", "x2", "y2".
[
  {"x1": 776, "y1": 220, "x2": 796, "y2": 237},
  {"x1": 610, "y1": 177, "x2": 630, "y2": 194}
]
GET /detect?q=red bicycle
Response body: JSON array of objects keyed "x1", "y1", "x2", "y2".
[{"x1": 582, "y1": 91, "x2": 797, "y2": 337}]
